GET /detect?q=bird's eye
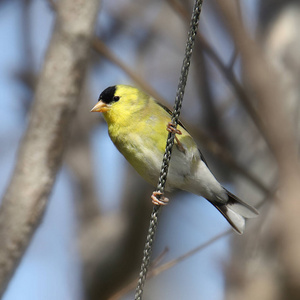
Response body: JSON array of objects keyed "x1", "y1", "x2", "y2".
[{"x1": 113, "y1": 96, "x2": 120, "y2": 102}]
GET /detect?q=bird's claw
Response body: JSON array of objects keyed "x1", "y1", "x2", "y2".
[
  {"x1": 151, "y1": 191, "x2": 169, "y2": 206},
  {"x1": 167, "y1": 122, "x2": 182, "y2": 135},
  {"x1": 167, "y1": 122, "x2": 186, "y2": 153}
]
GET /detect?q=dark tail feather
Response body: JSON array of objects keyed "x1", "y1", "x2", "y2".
[{"x1": 214, "y1": 190, "x2": 258, "y2": 234}]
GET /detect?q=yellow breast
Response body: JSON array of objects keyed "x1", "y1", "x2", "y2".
[{"x1": 101, "y1": 87, "x2": 198, "y2": 187}]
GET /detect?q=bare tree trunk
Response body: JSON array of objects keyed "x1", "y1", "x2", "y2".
[{"x1": 0, "y1": 0, "x2": 100, "y2": 296}]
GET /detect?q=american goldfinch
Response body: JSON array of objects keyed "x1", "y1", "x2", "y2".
[{"x1": 91, "y1": 85, "x2": 258, "y2": 234}]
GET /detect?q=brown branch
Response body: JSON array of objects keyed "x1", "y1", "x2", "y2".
[{"x1": 0, "y1": 0, "x2": 100, "y2": 296}]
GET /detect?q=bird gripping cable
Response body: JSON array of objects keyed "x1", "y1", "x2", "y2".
[{"x1": 134, "y1": 1, "x2": 203, "y2": 299}]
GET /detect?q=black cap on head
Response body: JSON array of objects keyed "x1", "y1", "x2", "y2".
[{"x1": 99, "y1": 86, "x2": 116, "y2": 104}]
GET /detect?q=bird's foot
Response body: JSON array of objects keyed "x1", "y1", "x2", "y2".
[
  {"x1": 167, "y1": 122, "x2": 185, "y2": 153},
  {"x1": 151, "y1": 191, "x2": 169, "y2": 206},
  {"x1": 167, "y1": 122, "x2": 182, "y2": 135}
]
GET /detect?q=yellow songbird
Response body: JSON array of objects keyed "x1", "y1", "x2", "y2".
[{"x1": 91, "y1": 85, "x2": 258, "y2": 234}]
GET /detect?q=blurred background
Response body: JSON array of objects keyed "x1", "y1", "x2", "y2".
[{"x1": 1, "y1": 0, "x2": 300, "y2": 299}]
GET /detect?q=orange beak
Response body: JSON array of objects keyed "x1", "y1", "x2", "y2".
[{"x1": 90, "y1": 101, "x2": 110, "y2": 113}]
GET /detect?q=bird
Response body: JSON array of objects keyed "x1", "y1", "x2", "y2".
[{"x1": 91, "y1": 85, "x2": 258, "y2": 234}]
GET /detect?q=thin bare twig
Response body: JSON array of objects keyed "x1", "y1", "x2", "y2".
[
  {"x1": 108, "y1": 230, "x2": 231, "y2": 300},
  {"x1": 92, "y1": 38, "x2": 168, "y2": 105},
  {"x1": 149, "y1": 230, "x2": 231, "y2": 277}
]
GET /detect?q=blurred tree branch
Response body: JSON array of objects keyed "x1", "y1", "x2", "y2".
[
  {"x1": 92, "y1": 38, "x2": 168, "y2": 104},
  {"x1": 76, "y1": 161, "x2": 152, "y2": 300},
  {"x1": 218, "y1": 0, "x2": 300, "y2": 298},
  {"x1": 0, "y1": 0, "x2": 100, "y2": 296}
]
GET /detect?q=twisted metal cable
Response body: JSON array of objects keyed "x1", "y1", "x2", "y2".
[{"x1": 134, "y1": 1, "x2": 203, "y2": 299}]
